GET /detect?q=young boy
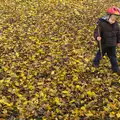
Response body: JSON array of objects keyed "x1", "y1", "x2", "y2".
[{"x1": 93, "y1": 6, "x2": 120, "y2": 75}]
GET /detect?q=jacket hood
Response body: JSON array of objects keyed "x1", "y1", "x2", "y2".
[{"x1": 100, "y1": 15, "x2": 110, "y2": 22}]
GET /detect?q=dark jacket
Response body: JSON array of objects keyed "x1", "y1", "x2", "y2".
[{"x1": 94, "y1": 17, "x2": 120, "y2": 47}]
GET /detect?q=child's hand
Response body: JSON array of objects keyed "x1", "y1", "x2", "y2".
[
  {"x1": 97, "y1": 36, "x2": 101, "y2": 41},
  {"x1": 117, "y1": 43, "x2": 120, "y2": 47}
]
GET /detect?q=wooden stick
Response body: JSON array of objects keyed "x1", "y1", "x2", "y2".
[{"x1": 98, "y1": 25, "x2": 103, "y2": 57}]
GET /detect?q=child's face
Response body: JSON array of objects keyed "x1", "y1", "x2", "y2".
[{"x1": 109, "y1": 15, "x2": 118, "y2": 24}]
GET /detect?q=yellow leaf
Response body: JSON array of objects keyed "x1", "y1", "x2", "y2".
[
  {"x1": 109, "y1": 111, "x2": 115, "y2": 118},
  {"x1": 35, "y1": 93, "x2": 39, "y2": 97},
  {"x1": 85, "y1": 111, "x2": 94, "y2": 117},
  {"x1": 103, "y1": 107, "x2": 109, "y2": 112},
  {"x1": 47, "y1": 105, "x2": 52, "y2": 110},
  {"x1": 15, "y1": 82, "x2": 19, "y2": 86},
  {"x1": 29, "y1": 85, "x2": 34, "y2": 90},
  {"x1": 23, "y1": 101, "x2": 28, "y2": 105},
  {"x1": 16, "y1": 52, "x2": 19, "y2": 57},
  {"x1": 74, "y1": 9, "x2": 80, "y2": 15},
  {"x1": 0, "y1": 99, "x2": 12, "y2": 107},
  {"x1": 81, "y1": 106, "x2": 86, "y2": 111},
  {"x1": 54, "y1": 97, "x2": 61, "y2": 105},
  {"x1": 91, "y1": 67, "x2": 96, "y2": 72},
  {"x1": 116, "y1": 112, "x2": 120, "y2": 118},
  {"x1": 40, "y1": 91, "x2": 44, "y2": 97},
  {"x1": 51, "y1": 71, "x2": 55, "y2": 75},
  {"x1": 2, "y1": 109, "x2": 7, "y2": 114},
  {"x1": 70, "y1": 100, "x2": 75, "y2": 104},
  {"x1": 16, "y1": 93, "x2": 22, "y2": 98},
  {"x1": 56, "y1": 108, "x2": 59, "y2": 113},
  {"x1": 3, "y1": 67, "x2": 8, "y2": 71},
  {"x1": 76, "y1": 85, "x2": 80, "y2": 89},
  {"x1": 74, "y1": 108, "x2": 79, "y2": 114},
  {"x1": 62, "y1": 90, "x2": 69, "y2": 94},
  {"x1": 84, "y1": 58, "x2": 89, "y2": 62},
  {"x1": 87, "y1": 91, "x2": 96, "y2": 97},
  {"x1": 31, "y1": 55, "x2": 35, "y2": 60}
]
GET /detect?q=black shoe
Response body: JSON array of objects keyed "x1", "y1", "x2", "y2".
[
  {"x1": 117, "y1": 71, "x2": 120, "y2": 75},
  {"x1": 113, "y1": 69, "x2": 120, "y2": 75}
]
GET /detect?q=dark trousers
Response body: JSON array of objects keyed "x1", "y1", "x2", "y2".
[{"x1": 93, "y1": 46, "x2": 119, "y2": 72}]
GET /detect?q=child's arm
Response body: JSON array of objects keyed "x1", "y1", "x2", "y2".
[{"x1": 117, "y1": 23, "x2": 120, "y2": 44}]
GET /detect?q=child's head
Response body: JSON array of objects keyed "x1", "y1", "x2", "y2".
[{"x1": 106, "y1": 6, "x2": 120, "y2": 24}]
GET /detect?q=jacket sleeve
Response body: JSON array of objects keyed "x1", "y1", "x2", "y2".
[{"x1": 117, "y1": 23, "x2": 120, "y2": 43}]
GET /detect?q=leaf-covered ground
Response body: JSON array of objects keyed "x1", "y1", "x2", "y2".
[{"x1": 0, "y1": 0, "x2": 120, "y2": 119}]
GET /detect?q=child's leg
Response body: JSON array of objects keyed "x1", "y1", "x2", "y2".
[
  {"x1": 93, "y1": 50, "x2": 101, "y2": 67},
  {"x1": 93, "y1": 47, "x2": 106, "y2": 67},
  {"x1": 107, "y1": 47, "x2": 119, "y2": 72}
]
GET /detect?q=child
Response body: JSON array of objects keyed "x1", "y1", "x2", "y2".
[{"x1": 93, "y1": 6, "x2": 120, "y2": 75}]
